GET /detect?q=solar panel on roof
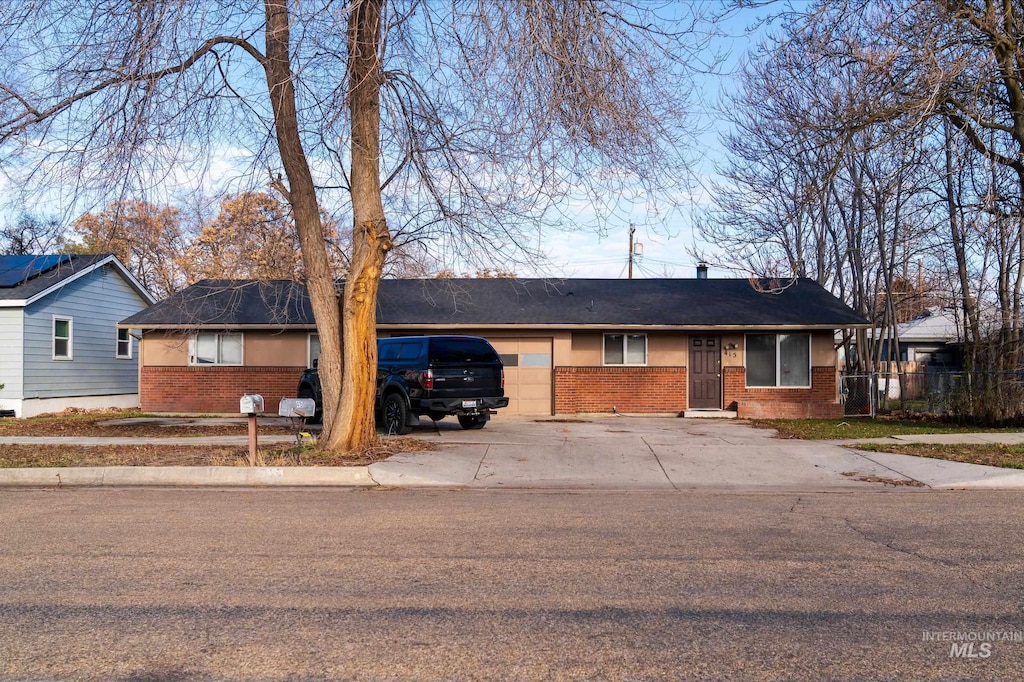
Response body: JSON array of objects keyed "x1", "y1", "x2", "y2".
[{"x1": 0, "y1": 255, "x2": 71, "y2": 287}]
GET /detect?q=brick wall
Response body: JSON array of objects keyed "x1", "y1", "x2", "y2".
[
  {"x1": 140, "y1": 366, "x2": 303, "y2": 413},
  {"x1": 554, "y1": 366, "x2": 687, "y2": 414},
  {"x1": 723, "y1": 366, "x2": 842, "y2": 419}
]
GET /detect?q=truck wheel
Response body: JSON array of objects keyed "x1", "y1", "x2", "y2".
[
  {"x1": 458, "y1": 414, "x2": 487, "y2": 430},
  {"x1": 428, "y1": 411, "x2": 446, "y2": 422},
  {"x1": 382, "y1": 393, "x2": 413, "y2": 435},
  {"x1": 298, "y1": 386, "x2": 321, "y2": 424}
]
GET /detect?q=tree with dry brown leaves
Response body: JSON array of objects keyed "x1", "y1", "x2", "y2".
[
  {"x1": 70, "y1": 200, "x2": 191, "y2": 299},
  {"x1": 184, "y1": 192, "x2": 303, "y2": 282}
]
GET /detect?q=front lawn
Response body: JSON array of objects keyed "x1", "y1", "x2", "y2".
[
  {"x1": 851, "y1": 442, "x2": 1024, "y2": 470},
  {"x1": 750, "y1": 417, "x2": 1018, "y2": 441},
  {"x1": 0, "y1": 440, "x2": 431, "y2": 468},
  {"x1": 0, "y1": 409, "x2": 434, "y2": 466}
]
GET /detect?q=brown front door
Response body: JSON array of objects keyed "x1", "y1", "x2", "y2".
[{"x1": 689, "y1": 336, "x2": 721, "y2": 409}]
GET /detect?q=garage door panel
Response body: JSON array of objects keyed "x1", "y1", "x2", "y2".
[
  {"x1": 490, "y1": 340, "x2": 519, "y2": 353},
  {"x1": 516, "y1": 399, "x2": 552, "y2": 415},
  {"x1": 487, "y1": 337, "x2": 553, "y2": 416},
  {"x1": 516, "y1": 386, "x2": 550, "y2": 400}
]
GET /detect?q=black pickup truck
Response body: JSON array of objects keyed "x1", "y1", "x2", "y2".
[{"x1": 297, "y1": 335, "x2": 509, "y2": 434}]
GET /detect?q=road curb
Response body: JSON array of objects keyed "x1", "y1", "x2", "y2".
[{"x1": 0, "y1": 465, "x2": 377, "y2": 488}]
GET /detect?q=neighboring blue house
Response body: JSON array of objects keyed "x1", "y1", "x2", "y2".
[{"x1": 0, "y1": 254, "x2": 155, "y2": 417}]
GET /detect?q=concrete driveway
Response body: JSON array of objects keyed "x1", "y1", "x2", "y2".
[{"x1": 369, "y1": 415, "x2": 991, "y2": 490}]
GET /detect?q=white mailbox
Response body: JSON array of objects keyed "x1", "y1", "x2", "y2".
[
  {"x1": 279, "y1": 397, "x2": 317, "y2": 419},
  {"x1": 240, "y1": 394, "x2": 264, "y2": 414}
]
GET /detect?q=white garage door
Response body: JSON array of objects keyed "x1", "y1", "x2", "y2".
[{"x1": 488, "y1": 337, "x2": 553, "y2": 415}]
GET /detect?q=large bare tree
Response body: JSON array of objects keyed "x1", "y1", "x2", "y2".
[{"x1": 0, "y1": 1, "x2": 703, "y2": 451}]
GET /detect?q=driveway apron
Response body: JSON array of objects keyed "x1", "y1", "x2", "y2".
[{"x1": 368, "y1": 416, "x2": 923, "y2": 490}]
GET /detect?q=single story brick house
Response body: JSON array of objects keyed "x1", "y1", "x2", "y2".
[{"x1": 119, "y1": 276, "x2": 868, "y2": 418}]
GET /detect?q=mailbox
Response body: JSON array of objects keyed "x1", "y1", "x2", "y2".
[
  {"x1": 240, "y1": 394, "x2": 264, "y2": 414},
  {"x1": 279, "y1": 397, "x2": 317, "y2": 419}
]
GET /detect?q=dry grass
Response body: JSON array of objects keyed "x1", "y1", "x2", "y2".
[
  {"x1": 0, "y1": 438, "x2": 435, "y2": 468},
  {"x1": 0, "y1": 409, "x2": 436, "y2": 467},
  {"x1": 750, "y1": 417, "x2": 1018, "y2": 440},
  {"x1": 0, "y1": 409, "x2": 295, "y2": 437}
]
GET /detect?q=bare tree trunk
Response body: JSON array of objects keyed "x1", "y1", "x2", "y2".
[
  {"x1": 263, "y1": 0, "x2": 344, "y2": 445},
  {"x1": 335, "y1": 0, "x2": 392, "y2": 452},
  {"x1": 943, "y1": 119, "x2": 980, "y2": 368}
]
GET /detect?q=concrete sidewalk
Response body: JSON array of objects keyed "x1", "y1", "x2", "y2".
[{"x1": 1, "y1": 417, "x2": 1023, "y2": 490}]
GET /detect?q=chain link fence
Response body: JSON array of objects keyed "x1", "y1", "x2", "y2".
[
  {"x1": 840, "y1": 373, "x2": 876, "y2": 417},
  {"x1": 842, "y1": 370, "x2": 1024, "y2": 420}
]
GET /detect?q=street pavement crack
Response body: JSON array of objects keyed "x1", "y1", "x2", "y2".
[
  {"x1": 642, "y1": 437, "x2": 678, "y2": 491},
  {"x1": 842, "y1": 517, "x2": 992, "y2": 593}
]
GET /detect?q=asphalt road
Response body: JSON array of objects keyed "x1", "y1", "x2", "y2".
[{"x1": 1, "y1": 488, "x2": 1022, "y2": 681}]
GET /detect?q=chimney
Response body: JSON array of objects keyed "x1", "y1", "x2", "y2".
[{"x1": 696, "y1": 262, "x2": 709, "y2": 279}]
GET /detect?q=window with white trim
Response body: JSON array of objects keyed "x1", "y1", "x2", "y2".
[
  {"x1": 189, "y1": 332, "x2": 243, "y2": 365},
  {"x1": 745, "y1": 333, "x2": 811, "y2": 387},
  {"x1": 603, "y1": 333, "x2": 647, "y2": 366},
  {"x1": 116, "y1": 328, "x2": 132, "y2": 359},
  {"x1": 53, "y1": 317, "x2": 73, "y2": 360}
]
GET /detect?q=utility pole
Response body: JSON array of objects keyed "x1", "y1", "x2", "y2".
[
  {"x1": 628, "y1": 224, "x2": 635, "y2": 279},
  {"x1": 627, "y1": 224, "x2": 643, "y2": 279}
]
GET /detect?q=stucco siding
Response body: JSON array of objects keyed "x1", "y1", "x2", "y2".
[
  {"x1": 140, "y1": 330, "x2": 311, "y2": 367},
  {"x1": 0, "y1": 308, "x2": 24, "y2": 399},
  {"x1": 23, "y1": 265, "x2": 147, "y2": 398}
]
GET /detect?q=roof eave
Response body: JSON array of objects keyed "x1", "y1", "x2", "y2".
[
  {"x1": 122, "y1": 321, "x2": 870, "y2": 331},
  {"x1": 119, "y1": 323, "x2": 318, "y2": 330},
  {"x1": 375, "y1": 322, "x2": 874, "y2": 331},
  {"x1": 22, "y1": 255, "x2": 158, "y2": 307}
]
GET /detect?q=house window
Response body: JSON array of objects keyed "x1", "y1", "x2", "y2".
[
  {"x1": 53, "y1": 317, "x2": 72, "y2": 360},
  {"x1": 116, "y1": 328, "x2": 132, "y2": 359},
  {"x1": 603, "y1": 333, "x2": 647, "y2": 366},
  {"x1": 190, "y1": 332, "x2": 243, "y2": 365},
  {"x1": 308, "y1": 333, "x2": 320, "y2": 368},
  {"x1": 745, "y1": 333, "x2": 811, "y2": 387}
]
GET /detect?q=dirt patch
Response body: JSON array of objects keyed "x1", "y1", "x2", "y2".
[{"x1": 842, "y1": 471, "x2": 926, "y2": 487}]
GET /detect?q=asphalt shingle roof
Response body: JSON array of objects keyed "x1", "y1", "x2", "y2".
[
  {"x1": 0, "y1": 254, "x2": 113, "y2": 302},
  {"x1": 121, "y1": 277, "x2": 869, "y2": 328}
]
